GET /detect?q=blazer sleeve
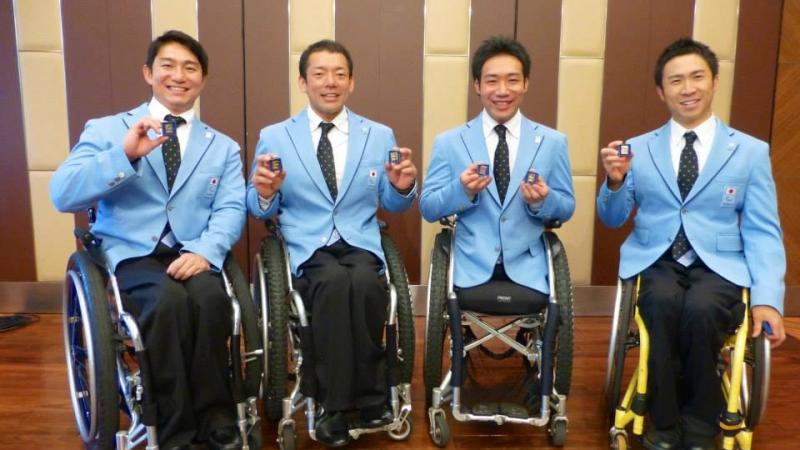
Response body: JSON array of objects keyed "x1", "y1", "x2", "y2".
[
  {"x1": 50, "y1": 118, "x2": 141, "y2": 212},
  {"x1": 379, "y1": 130, "x2": 417, "y2": 212},
  {"x1": 741, "y1": 144, "x2": 786, "y2": 313},
  {"x1": 180, "y1": 140, "x2": 247, "y2": 269},
  {"x1": 419, "y1": 134, "x2": 477, "y2": 222},
  {"x1": 246, "y1": 129, "x2": 281, "y2": 220},
  {"x1": 596, "y1": 171, "x2": 636, "y2": 229},
  {"x1": 526, "y1": 134, "x2": 575, "y2": 222}
]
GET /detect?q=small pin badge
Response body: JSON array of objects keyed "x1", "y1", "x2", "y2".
[
  {"x1": 534, "y1": 135, "x2": 542, "y2": 144},
  {"x1": 205, "y1": 132, "x2": 213, "y2": 139},
  {"x1": 209, "y1": 177, "x2": 219, "y2": 186},
  {"x1": 361, "y1": 126, "x2": 368, "y2": 133}
]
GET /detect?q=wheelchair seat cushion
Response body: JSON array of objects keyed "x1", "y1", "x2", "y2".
[{"x1": 456, "y1": 280, "x2": 548, "y2": 315}]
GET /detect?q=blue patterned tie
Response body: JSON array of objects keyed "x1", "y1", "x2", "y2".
[
  {"x1": 671, "y1": 131, "x2": 698, "y2": 261},
  {"x1": 317, "y1": 122, "x2": 337, "y2": 200},
  {"x1": 494, "y1": 124, "x2": 510, "y2": 204},
  {"x1": 163, "y1": 114, "x2": 186, "y2": 191}
]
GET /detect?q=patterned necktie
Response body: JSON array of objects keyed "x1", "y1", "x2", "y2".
[
  {"x1": 671, "y1": 131, "x2": 699, "y2": 261},
  {"x1": 163, "y1": 114, "x2": 186, "y2": 191},
  {"x1": 317, "y1": 122, "x2": 337, "y2": 200},
  {"x1": 493, "y1": 124, "x2": 510, "y2": 204}
]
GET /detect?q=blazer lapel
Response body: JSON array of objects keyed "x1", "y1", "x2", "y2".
[
  {"x1": 169, "y1": 119, "x2": 213, "y2": 196},
  {"x1": 460, "y1": 115, "x2": 500, "y2": 206},
  {"x1": 505, "y1": 117, "x2": 543, "y2": 210},
  {"x1": 647, "y1": 122, "x2": 681, "y2": 202},
  {"x1": 685, "y1": 119, "x2": 737, "y2": 204},
  {"x1": 125, "y1": 103, "x2": 169, "y2": 193},
  {"x1": 337, "y1": 111, "x2": 369, "y2": 204},
  {"x1": 286, "y1": 109, "x2": 334, "y2": 203}
]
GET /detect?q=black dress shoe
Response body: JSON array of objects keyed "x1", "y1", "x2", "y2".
[
  {"x1": 354, "y1": 403, "x2": 394, "y2": 428},
  {"x1": 315, "y1": 411, "x2": 352, "y2": 448},
  {"x1": 642, "y1": 427, "x2": 681, "y2": 450},
  {"x1": 208, "y1": 426, "x2": 243, "y2": 450},
  {"x1": 683, "y1": 433, "x2": 716, "y2": 450}
]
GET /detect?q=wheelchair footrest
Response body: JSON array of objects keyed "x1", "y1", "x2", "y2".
[{"x1": 468, "y1": 402, "x2": 529, "y2": 419}]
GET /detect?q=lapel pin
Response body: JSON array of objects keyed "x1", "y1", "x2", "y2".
[
  {"x1": 205, "y1": 131, "x2": 213, "y2": 139},
  {"x1": 361, "y1": 126, "x2": 368, "y2": 134},
  {"x1": 534, "y1": 135, "x2": 542, "y2": 144}
]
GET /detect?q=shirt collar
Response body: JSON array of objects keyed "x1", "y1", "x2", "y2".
[
  {"x1": 307, "y1": 106, "x2": 349, "y2": 134},
  {"x1": 669, "y1": 114, "x2": 716, "y2": 148},
  {"x1": 482, "y1": 108, "x2": 522, "y2": 140},
  {"x1": 148, "y1": 97, "x2": 195, "y2": 124}
]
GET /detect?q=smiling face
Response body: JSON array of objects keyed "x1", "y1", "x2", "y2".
[
  {"x1": 657, "y1": 53, "x2": 718, "y2": 129},
  {"x1": 143, "y1": 41, "x2": 206, "y2": 114},
  {"x1": 474, "y1": 53, "x2": 529, "y2": 124},
  {"x1": 298, "y1": 50, "x2": 354, "y2": 122}
]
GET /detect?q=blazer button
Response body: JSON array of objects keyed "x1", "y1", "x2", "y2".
[
  {"x1": 151, "y1": 236, "x2": 158, "y2": 242},
  {"x1": 681, "y1": 208, "x2": 688, "y2": 214},
  {"x1": 494, "y1": 246, "x2": 500, "y2": 252},
  {"x1": 500, "y1": 216, "x2": 507, "y2": 223}
]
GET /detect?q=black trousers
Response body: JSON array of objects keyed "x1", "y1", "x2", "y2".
[
  {"x1": 115, "y1": 244, "x2": 235, "y2": 446},
  {"x1": 296, "y1": 240, "x2": 389, "y2": 412},
  {"x1": 638, "y1": 253, "x2": 745, "y2": 435}
]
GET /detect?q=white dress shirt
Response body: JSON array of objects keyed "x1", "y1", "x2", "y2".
[
  {"x1": 148, "y1": 97, "x2": 194, "y2": 157},
  {"x1": 482, "y1": 109, "x2": 522, "y2": 174}
]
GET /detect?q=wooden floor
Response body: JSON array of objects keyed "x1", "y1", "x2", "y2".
[{"x1": 2, "y1": 315, "x2": 799, "y2": 449}]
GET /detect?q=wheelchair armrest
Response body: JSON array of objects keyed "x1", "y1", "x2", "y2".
[
  {"x1": 74, "y1": 227, "x2": 108, "y2": 268},
  {"x1": 544, "y1": 219, "x2": 562, "y2": 229},
  {"x1": 438, "y1": 216, "x2": 455, "y2": 228}
]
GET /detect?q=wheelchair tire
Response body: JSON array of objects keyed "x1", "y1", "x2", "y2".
[
  {"x1": 546, "y1": 231, "x2": 574, "y2": 397},
  {"x1": 223, "y1": 254, "x2": 262, "y2": 401},
  {"x1": 745, "y1": 333, "x2": 770, "y2": 428},
  {"x1": 63, "y1": 251, "x2": 119, "y2": 450},
  {"x1": 605, "y1": 279, "x2": 636, "y2": 425},
  {"x1": 257, "y1": 235, "x2": 290, "y2": 421},
  {"x1": 381, "y1": 233, "x2": 415, "y2": 384},
  {"x1": 423, "y1": 229, "x2": 451, "y2": 407}
]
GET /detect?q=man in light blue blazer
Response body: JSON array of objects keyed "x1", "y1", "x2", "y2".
[
  {"x1": 247, "y1": 40, "x2": 417, "y2": 447},
  {"x1": 51, "y1": 31, "x2": 245, "y2": 450},
  {"x1": 420, "y1": 36, "x2": 575, "y2": 299},
  {"x1": 597, "y1": 38, "x2": 786, "y2": 450}
]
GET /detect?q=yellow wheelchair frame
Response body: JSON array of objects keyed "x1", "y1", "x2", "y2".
[{"x1": 605, "y1": 277, "x2": 770, "y2": 450}]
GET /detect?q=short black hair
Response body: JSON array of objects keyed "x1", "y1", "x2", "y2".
[
  {"x1": 146, "y1": 30, "x2": 209, "y2": 76},
  {"x1": 471, "y1": 36, "x2": 531, "y2": 82},
  {"x1": 299, "y1": 39, "x2": 354, "y2": 80},
  {"x1": 654, "y1": 38, "x2": 718, "y2": 88}
]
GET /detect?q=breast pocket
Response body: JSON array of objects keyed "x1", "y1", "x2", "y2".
[
  {"x1": 712, "y1": 177, "x2": 746, "y2": 209},
  {"x1": 197, "y1": 166, "x2": 223, "y2": 198}
]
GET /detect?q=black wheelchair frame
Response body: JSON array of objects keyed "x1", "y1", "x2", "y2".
[
  {"x1": 252, "y1": 222, "x2": 415, "y2": 450},
  {"x1": 423, "y1": 218, "x2": 574, "y2": 447},
  {"x1": 63, "y1": 225, "x2": 262, "y2": 450}
]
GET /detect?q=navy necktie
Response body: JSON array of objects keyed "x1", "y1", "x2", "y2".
[
  {"x1": 493, "y1": 124, "x2": 510, "y2": 204},
  {"x1": 671, "y1": 131, "x2": 698, "y2": 261},
  {"x1": 163, "y1": 114, "x2": 186, "y2": 191},
  {"x1": 317, "y1": 122, "x2": 338, "y2": 200}
]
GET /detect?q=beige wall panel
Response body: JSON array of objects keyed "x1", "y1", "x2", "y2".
[
  {"x1": 693, "y1": 0, "x2": 739, "y2": 60},
  {"x1": 289, "y1": 53, "x2": 307, "y2": 116},
  {"x1": 29, "y1": 171, "x2": 74, "y2": 281},
  {"x1": 18, "y1": 52, "x2": 69, "y2": 171},
  {"x1": 424, "y1": 0, "x2": 470, "y2": 55},
  {"x1": 556, "y1": 58, "x2": 604, "y2": 176},
  {"x1": 560, "y1": 0, "x2": 607, "y2": 57},
  {"x1": 14, "y1": 0, "x2": 62, "y2": 51},
  {"x1": 713, "y1": 61, "x2": 735, "y2": 124},
  {"x1": 290, "y1": 0, "x2": 334, "y2": 52},
  {"x1": 558, "y1": 175, "x2": 595, "y2": 285},
  {"x1": 152, "y1": 0, "x2": 198, "y2": 38},
  {"x1": 420, "y1": 55, "x2": 470, "y2": 282}
]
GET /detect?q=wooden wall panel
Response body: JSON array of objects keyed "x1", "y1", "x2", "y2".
[
  {"x1": 0, "y1": 1, "x2": 36, "y2": 281},
  {"x1": 467, "y1": 0, "x2": 516, "y2": 119},
  {"x1": 337, "y1": 0, "x2": 424, "y2": 283},
  {"x1": 517, "y1": 0, "x2": 562, "y2": 129}
]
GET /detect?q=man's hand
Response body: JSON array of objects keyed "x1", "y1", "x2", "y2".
[
  {"x1": 600, "y1": 140, "x2": 633, "y2": 191},
  {"x1": 252, "y1": 153, "x2": 286, "y2": 199},
  {"x1": 520, "y1": 174, "x2": 550, "y2": 205},
  {"x1": 166, "y1": 252, "x2": 211, "y2": 280},
  {"x1": 123, "y1": 118, "x2": 169, "y2": 161},
  {"x1": 385, "y1": 147, "x2": 417, "y2": 193},
  {"x1": 460, "y1": 163, "x2": 492, "y2": 200},
  {"x1": 751, "y1": 305, "x2": 786, "y2": 348}
]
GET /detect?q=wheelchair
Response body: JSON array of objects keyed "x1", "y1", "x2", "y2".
[
  {"x1": 62, "y1": 223, "x2": 263, "y2": 450},
  {"x1": 423, "y1": 218, "x2": 574, "y2": 447},
  {"x1": 604, "y1": 277, "x2": 771, "y2": 450},
  {"x1": 252, "y1": 222, "x2": 415, "y2": 449}
]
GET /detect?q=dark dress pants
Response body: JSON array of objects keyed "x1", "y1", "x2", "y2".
[
  {"x1": 115, "y1": 244, "x2": 235, "y2": 447},
  {"x1": 296, "y1": 240, "x2": 389, "y2": 412},
  {"x1": 638, "y1": 253, "x2": 745, "y2": 434}
]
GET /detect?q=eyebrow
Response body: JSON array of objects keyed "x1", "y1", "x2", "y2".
[{"x1": 156, "y1": 56, "x2": 200, "y2": 66}]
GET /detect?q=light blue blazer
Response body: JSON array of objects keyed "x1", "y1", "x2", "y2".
[
  {"x1": 246, "y1": 108, "x2": 417, "y2": 276},
  {"x1": 419, "y1": 114, "x2": 575, "y2": 294},
  {"x1": 596, "y1": 119, "x2": 785, "y2": 313},
  {"x1": 50, "y1": 103, "x2": 246, "y2": 272}
]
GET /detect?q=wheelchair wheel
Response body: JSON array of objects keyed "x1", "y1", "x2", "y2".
[
  {"x1": 604, "y1": 279, "x2": 636, "y2": 425},
  {"x1": 63, "y1": 251, "x2": 119, "y2": 450},
  {"x1": 549, "y1": 417, "x2": 568, "y2": 447},
  {"x1": 743, "y1": 333, "x2": 770, "y2": 428},
  {"x1": 256, "y1": 234, "x2": 290, "y2": 421},
  {"x1": 545, "y1": 231, "x2": 574, "y2": 397},
  {"x1": 223, "y1": 254, "x2": 262, "y2": 401},
  {"x1": 381, "y1": 233, "x2": 415, "y2": 384},
  {"x1": 430, "y1": 409, "x2": 450, "y2": 448},
  {"x1": 423, "y1": 229, "x2": 451, "y2": 407}
]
